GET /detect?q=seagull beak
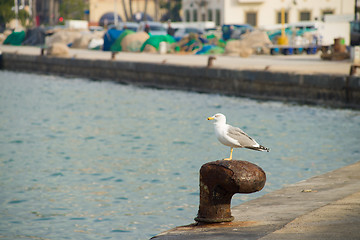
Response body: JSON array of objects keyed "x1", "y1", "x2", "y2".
[{"x1": 207, "y1": 117, "x2": 214, "y2": 120}]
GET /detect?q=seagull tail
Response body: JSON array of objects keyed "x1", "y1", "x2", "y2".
[{"x1": 247, "y1": 145, "x2": 270, "y2": 152}]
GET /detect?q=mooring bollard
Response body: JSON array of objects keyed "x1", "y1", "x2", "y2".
[
  {"x1": 195, "y1": 160, "x2": 266, "y2": 223},
  {"x1": 111, "y1": 51, "x2": 118, "y2": 60},
  {"x1": 207, "y1": 56, "x2": 216, "y2": 68},
  {"x1": 40, "y1": 46, "x2": 48, "y2": 56}
]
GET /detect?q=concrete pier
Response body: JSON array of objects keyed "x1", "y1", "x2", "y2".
[
  {"x1": 152, "y1": 161, "x2": 360, "y2": 240},
  {"x1": 0, "y1": 45, "x2": 359, "y2": 108}
]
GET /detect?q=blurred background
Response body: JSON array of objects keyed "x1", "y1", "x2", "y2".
[{"x1": 0, "y1": 0, "x2": 359, "y2": 57}]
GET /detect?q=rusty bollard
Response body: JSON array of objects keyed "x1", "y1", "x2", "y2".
[
  {"x1": 195, "y1": 160, "x2": 266, "y2": 223},
  {"x1": 111, "y1": 51, "x2": 118, "y2": 60},
  {"x1": 207, "y1": 56, "x2": 216, "y2": 68}
]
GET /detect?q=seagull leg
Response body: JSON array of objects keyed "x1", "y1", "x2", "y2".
[{"x1": 224, "y1": 147, "x2": 233, "y2": 160}]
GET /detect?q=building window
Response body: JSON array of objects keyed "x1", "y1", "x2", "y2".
[
  {"x1": 322, "y1": 9, "x2": 334, "y2": 20},
  {"x1": 201, "y1": 13, "x2": 206, "y2": 21},
  {"x1": 276, "y1": 11, "x2": 289, "y2": 24},
  {"x1": 322, "y1": 10, "x2": 334, "y2": 15},
  {"x1": 185, "y1": 9, "x2": 190, "y2": 22},
  {"x1": 299, "y1": 11, "x2": 311, "y2": 21},
  {"x1": 246, "y1": 12, "x2": 257, "y2": 26},
  {"x1": 193, "y1": 9, "x2": 198, "y2": 22},
  {"x1": 208, "y1": 9, "x2": 213, "y2": 21},
  {"x1": 215, "y1": 9, "x2": 221, "y2": 26}
]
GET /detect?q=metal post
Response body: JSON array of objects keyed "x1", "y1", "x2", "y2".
[
  {"x1": 49, "y1": 0, "x2": 54, "y2": 25},
  {"x1": 281, "y1": 7, "x2": 285, "y2": 36},
  {"x1": 168, "y1": 0, "x2": 171, "y2": 21},
  {"x1": 154, "y1": 0, "x2": 158, "y2": 21},
  {"x1": 277, "y1": 7, "x2": 289, "y2": 45},
  {"x1": 114, "y1": 0, "x2": 118, "y2": 26},
  {"x1": 29, "y1": 0, "x2": 32, "y2": 19},
  {"x1": 14, "y1": 0, "x2": 19, "y2": 29}
]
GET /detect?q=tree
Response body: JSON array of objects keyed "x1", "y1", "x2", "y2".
[
  {"x1": 129, "y1": 0, "x2": 133, "y2": 21},
  {"x1": 0, "y1": 0, "x2": 15, "y2": 28},
  {"x1": 122, "y1": 0, "x2": 130, "y2": 21},
  {"x1": 159, "y1": 0, "x2": 181, "y2": 22},
  {"x1": 59, "y1": 0, "x2": 88, "y2": 21},
  {"x1": 121, "y1": 0, "x2": 134, "y2": 22},
  {"x1": 143, "y1": 0, "x2": 148, "y2": 21},
  {"x1": 18, "y1": 9, "x2": 30, "y2": 28}
]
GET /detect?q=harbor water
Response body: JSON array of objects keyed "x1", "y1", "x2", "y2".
[{"x1": 0, "y1": 71, "x2": 359, "y2": 240}]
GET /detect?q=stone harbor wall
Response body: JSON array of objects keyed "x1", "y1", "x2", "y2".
[{"x1": 1, "y1": 52, "x2": 359, "y2": 108}]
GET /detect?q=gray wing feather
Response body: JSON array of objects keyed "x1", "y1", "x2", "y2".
[{"x1": 227, "y1": 125, "x2": 257, "y2": 147}]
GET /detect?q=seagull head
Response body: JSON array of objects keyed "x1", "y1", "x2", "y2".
[{"x1": 207, "y1": 113, "x2": 226, "y2": 124}]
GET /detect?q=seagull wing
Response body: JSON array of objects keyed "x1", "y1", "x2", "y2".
[{"x1": 227, "y1": 125, "x2": 258, "y2": 147}]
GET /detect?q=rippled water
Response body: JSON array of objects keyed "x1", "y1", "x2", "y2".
[{"x1": 0, "y1": 71, "x2": 359, "y2": 239}]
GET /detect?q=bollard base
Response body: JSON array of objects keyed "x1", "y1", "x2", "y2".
[{"x1": 194, "y1": 216, "x2": 234, "y2": 223}]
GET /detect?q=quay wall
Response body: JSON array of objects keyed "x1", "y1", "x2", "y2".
[{"x1": 1, "y1": 53, "x2": 360, "y2": 108}]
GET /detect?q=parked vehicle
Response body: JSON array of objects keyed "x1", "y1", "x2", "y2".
[
  {"x1": 222, "y1": 24, "x2": 254, "y2": 40},
  {"x1": 89, "y1": 26, "x2": 104, "y2": 32},
  {"x1": 174, "y1": 27, "x2": 204, "y2": 38},
  {"x1": 108, "y1": 22, "x2": 139, "y2": 32},
  {"x1": 137, "y1": 22, "x2": 167, "y2": 35},
  {"x1": 350, "y1": 21, "x2": 360, "y2": 46}
]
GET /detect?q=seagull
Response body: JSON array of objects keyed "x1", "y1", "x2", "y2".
[{"x1": 207, "y1": 113, "x2": 269, "y2": 160}]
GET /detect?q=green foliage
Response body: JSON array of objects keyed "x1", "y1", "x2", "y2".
[
  {"x1": 159, "y1": 0, "x2": 182, "y2": 22},
  {"x1": 18, "y1": 9, "x2": 30, "y2": 28},
  {"x1": 0, "y1": 0, "x2": 15, "y2": 26},
  {"x1": 60, "y1": 0, "x2": 88, "y2": 20}
]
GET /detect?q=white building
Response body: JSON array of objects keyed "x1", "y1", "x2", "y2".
[{"x1": 182, "y1": 0, "x2": 355, "y2": 27}]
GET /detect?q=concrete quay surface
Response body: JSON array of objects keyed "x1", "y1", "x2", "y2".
[
  {"x1": 0, "y1": 45, "x2": 353, "y2": 75},
  {"x1": 152, "y1": 161, "x2": 360, "y2": 240}
]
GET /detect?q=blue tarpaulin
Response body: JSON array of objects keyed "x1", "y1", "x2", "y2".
[{"x1": 103, "y1": 29, "x2": 124, "y2": 51}]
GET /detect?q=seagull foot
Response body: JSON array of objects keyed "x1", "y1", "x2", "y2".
[{"x1": 223, "y1": 158, "x2": 232, "y2": 161}]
